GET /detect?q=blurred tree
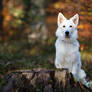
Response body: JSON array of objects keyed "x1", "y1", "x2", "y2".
[
  {"x1": 0, "y1": 0, "x2": 3, "y2": 32},
  {"x1": 0, "y1": 0, "x2": 48, "y2": 41},
  {"x1": 28, "y1": 0, "x2": 48, "y2": 43},
  {"x1": 23, "y1": 0, "x2": 31, "y2": 24},
  {"x1": 2, "y1": 0, "x2": 29, "y2": 40}
]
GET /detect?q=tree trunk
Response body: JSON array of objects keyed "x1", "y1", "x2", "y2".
[
  {"x1": 0, "y1": 0, "x2": 3, "y2": 32},
  {"x1": 1, "y1": 68, "x2": 92, "y2": 92},
  {"x1": 28, "y1": 0, "x2": 48, "y2": 43}
]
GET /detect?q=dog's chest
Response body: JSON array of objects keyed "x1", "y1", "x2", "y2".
[
  {"x1": 56, "y1": 40, "x2": 79, "y2": 71},
  {"x1": 57, "y1": 41, "x2": 78, "y2": 55},
  {"x1": 56, "y1": 39, "x2": 79, "y2": 62}
]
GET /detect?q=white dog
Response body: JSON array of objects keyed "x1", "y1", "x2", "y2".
[{"x1": 55, "y1": 13, "x2": 88, "y2": 86}]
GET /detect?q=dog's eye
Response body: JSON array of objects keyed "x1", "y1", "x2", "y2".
[
  {"x1": 63, "y1": 25, "x2": 65, "y2": 28},
  {"x1": 70, "y1": 25, "x2": 72, "y2": 27}
]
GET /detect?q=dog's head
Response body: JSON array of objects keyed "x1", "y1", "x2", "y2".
[{"x1": 56, "y1": 13, "x2": 79, "y2": 40}]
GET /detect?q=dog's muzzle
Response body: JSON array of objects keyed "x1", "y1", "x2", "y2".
[{"x1": 65, "y1": 31, "x2": 70, "y2": 38}]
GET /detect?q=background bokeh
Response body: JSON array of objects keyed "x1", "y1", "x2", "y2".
[{"x1": 0, "y1": 0, "x2": 92, "y2": 89}]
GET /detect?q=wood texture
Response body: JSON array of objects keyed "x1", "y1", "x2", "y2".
[{"x1": 2, "y1": 68, "x2": 92, "y2": 92}]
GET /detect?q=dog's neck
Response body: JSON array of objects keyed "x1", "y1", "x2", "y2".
[{"x1": 58, "y1": 38, "x2": 78, "y2": 45}]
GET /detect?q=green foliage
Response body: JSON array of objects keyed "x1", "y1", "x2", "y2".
[
  {"x1": 7, "y1": 0, "x2": 44, "y2": 28},
  {"x1": 9, "y1": 8, "x2": 24, "y2": 18}
]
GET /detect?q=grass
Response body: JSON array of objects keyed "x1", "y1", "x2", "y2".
[{"x1": 0, "y1": 39, "x2": 55, "y2": 73}]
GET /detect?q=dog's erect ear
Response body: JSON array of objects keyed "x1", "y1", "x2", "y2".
[
  {"x1": 58, "y1": 13, "x2": 66, "y2": 26},
  {"x1": 70, "y1": 14, "x2": 79, "y2": 26}
]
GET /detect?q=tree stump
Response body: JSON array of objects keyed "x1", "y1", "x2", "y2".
[{"x1": 1, "y1": 68, "x2": 92, "y2": 92}]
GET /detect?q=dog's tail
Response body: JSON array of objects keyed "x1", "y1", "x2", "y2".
[{"x1": 79, "y1": 69, "x2": 89, "y2": 87}]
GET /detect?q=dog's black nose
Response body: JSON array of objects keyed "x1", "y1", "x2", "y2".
[{"x1": 65, "y1": 31, "x2": 69, "y2": 36}]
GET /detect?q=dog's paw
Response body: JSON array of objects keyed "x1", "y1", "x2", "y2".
[{"x1": 55, "y1": 63, "x2": 62, "y2": 69}]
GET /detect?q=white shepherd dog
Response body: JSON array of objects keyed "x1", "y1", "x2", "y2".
[{"x1": 55, "y1": 13, "x2": 89, "y2": 87}]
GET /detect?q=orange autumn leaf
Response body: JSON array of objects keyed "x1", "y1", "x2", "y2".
[
  {"x1": 80, "y1": 44, "x2": 84, "y2": 51},
  {"x1": 5, "y1": 15, "x2": 11, "y2": 21},
  {"x1": 78, "y1": 25, "x2": 84, "y2": 29}
]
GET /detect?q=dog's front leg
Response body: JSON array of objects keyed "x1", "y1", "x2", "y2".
[
  {"x1": 72, "y1": 63, "x2": 80, "y2": 81},
  {"x1": 55, "y1": 58, "x2": 62, "y2": 69}
]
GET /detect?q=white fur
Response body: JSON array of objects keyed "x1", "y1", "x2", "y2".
[{"x1": 55, "y1": 13, "x2": 87, "y2": 85}]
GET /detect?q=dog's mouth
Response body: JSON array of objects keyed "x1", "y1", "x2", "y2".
[{"x1": 65, "y1": 35, "x2": 70, "y2": 38}]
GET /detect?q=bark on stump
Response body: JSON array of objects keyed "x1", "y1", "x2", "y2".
[{"x1": 2, "y1": 68, "x2": 92, "y2": 92}]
